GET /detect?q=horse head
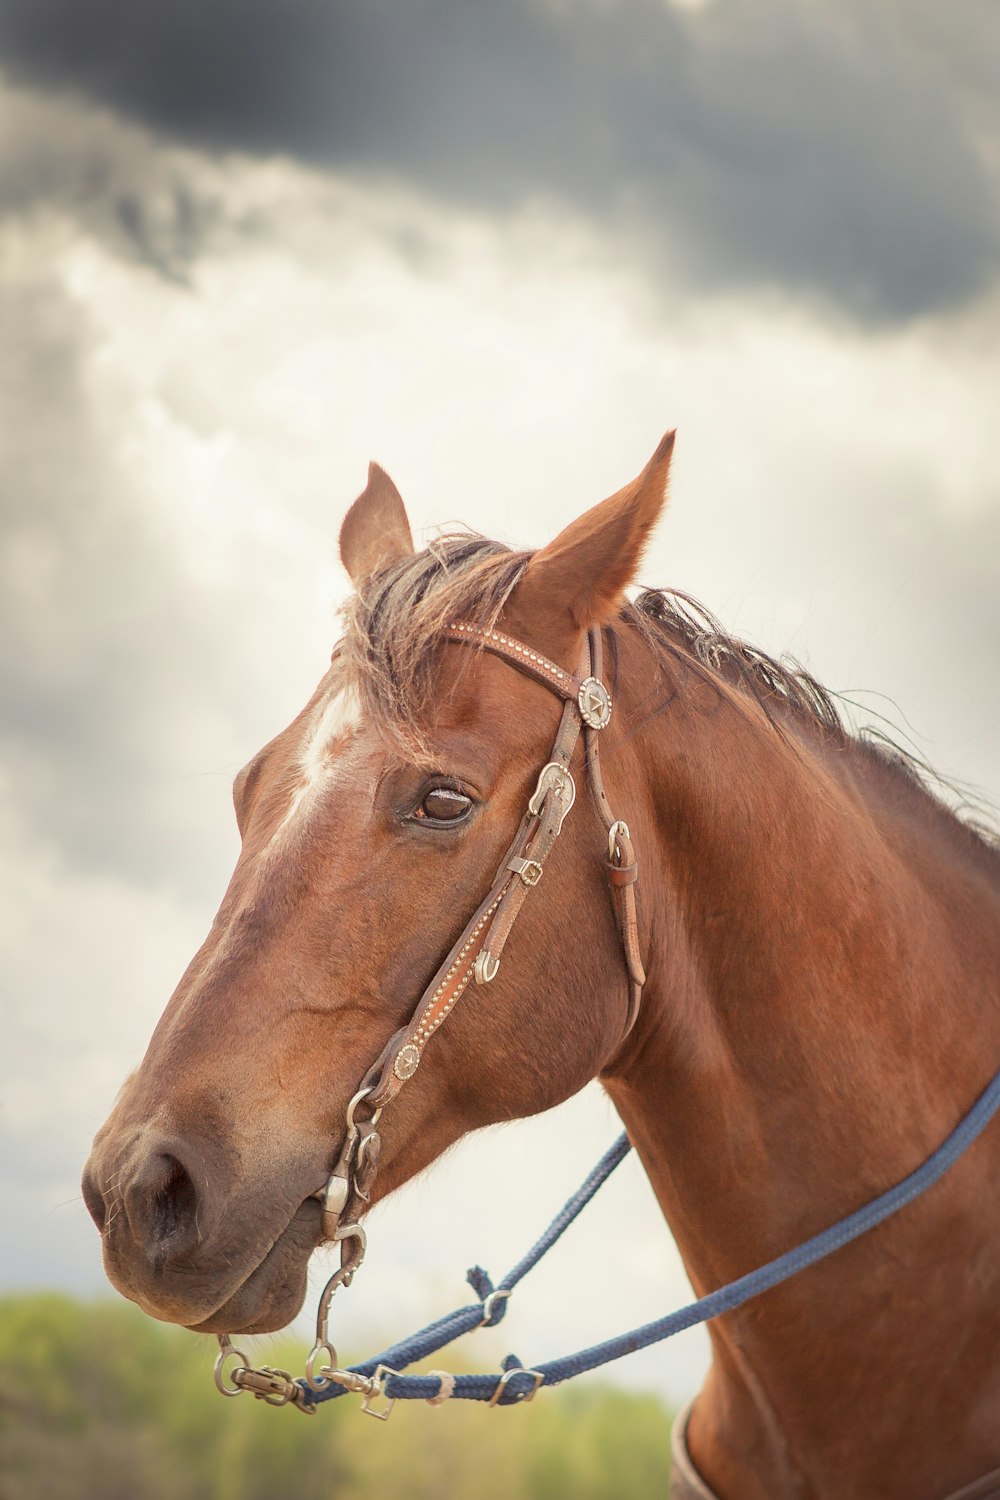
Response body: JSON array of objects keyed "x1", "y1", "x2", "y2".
[{"x1": 81, "y1": 436, "x2": 674, "y2": 1336}]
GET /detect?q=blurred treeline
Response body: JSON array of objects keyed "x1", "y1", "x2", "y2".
[{"x1": 0, "y1": 1294, "x2": 674, "y2": 1499}]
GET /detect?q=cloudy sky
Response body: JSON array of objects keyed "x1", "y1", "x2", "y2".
[{"x1": 1, "y1": 0, "x2": 998, "y2": 1410}]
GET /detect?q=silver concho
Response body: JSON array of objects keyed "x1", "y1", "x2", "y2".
[
  {"x1": 392, "y1": 1043, "x2": 421, "y2": 1082},
  {"x1": 578, "y1": 676, "x2": 612, "y2": 730}
]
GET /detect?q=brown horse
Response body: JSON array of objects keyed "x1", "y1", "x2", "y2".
[{"x1": 83, "y1": 437, "x2": 1000, "y2": 1499}]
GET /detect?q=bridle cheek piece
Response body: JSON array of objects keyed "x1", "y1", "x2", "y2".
[{"x1": 215, "y1": 623, "x2": 644, "y2": 1409}]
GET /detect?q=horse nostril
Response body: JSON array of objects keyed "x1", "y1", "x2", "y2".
[
  {"x1": 115, "y1": 1147, "x2": 205, "y2": 1269},
  {"x1": 81, "y1": 1166, "x2": 107, "y2": 1233},
  {"x1": 149, "y1": 1154, "x2": 199, "y2": 1249}
]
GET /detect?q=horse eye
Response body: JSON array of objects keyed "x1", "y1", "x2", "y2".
[{"x1": 415, "y1": 787, "x2": 473, "y2": 824}]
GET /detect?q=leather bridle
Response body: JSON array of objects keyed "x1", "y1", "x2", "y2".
[
  {"x1": 216, "y1": 622, "x2": 644, "y2": 1403},
  {"x1": 313, "y1": 622, "x2": 644, "y2": 1232}
]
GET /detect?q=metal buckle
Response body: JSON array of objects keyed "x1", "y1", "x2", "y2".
[
  {"x1": 475, "y1": 951, "x2": 500, "y2": 985},
  {"x1": 513, "y1": 858, "x2": 543, "y2": 887},
  {"x1": 608, "y1": 819, "x2": 630, "y2": 862},
  {"x1": 487, "y1": 1366, "x2": 545, "y2": 1408},
  {"x1": 527, "y1": 763, "x2": 576, "y2": 832}
]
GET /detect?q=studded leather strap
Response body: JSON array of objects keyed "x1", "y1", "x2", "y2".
[{"x1": 443, "y1": 623, "x2": 582, "y2": 702}]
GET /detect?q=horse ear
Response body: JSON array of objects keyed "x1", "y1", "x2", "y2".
[
  {"x1": 339, "y1": 463, "x2": 415, "y2": 583},
  {"x1": 512, "y1": 432, "x2": 675, "y2": 646}
]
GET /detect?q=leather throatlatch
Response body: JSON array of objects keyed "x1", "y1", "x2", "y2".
[{"x1": 313, "y1": 622, "x2": 645, "y2": 1238}]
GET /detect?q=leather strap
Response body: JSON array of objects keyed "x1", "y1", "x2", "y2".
[
  {"x1": 670, "y1": 1403, "x2": 721, "y2": 1500},
  {"x1": 444, "y1": 623, "x2": 582, "y2": 702},
  {"x1": 584, "y1": 628, "x2": 645, "y2": 1029}
]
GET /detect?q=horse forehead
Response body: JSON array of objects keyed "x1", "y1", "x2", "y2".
[
  {"x1": 298, "y1": 678, "x2": 360, "y2": 777},
  {"x1": 260, "y1": 679, "x2": 366, "y2": 852}
]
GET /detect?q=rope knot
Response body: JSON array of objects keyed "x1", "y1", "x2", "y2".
[{"x1": 466, "y1": 1265, "x2": 494, "y2": 1300}]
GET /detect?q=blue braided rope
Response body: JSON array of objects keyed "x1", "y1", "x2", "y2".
[
  {"x1": 301, "y1": 1061, "x2": 1000, "y2": 1409},
  {"x1": 304, "y1": 1131, "x2": 631, "y2": 1406},
  {"x1": 468, "y1": 1130, "x2": 633, "y2": 1307}
]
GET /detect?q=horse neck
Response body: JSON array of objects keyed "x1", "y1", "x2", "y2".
[{"x1": 600, "y1": 624, "x2": 1000, "y2": 1492}]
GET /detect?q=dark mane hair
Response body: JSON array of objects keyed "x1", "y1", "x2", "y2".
[
  {"x1": 340, "y1": 533, "x2": 998, "y2": 856},
  {"x1": 629, "y1": 586, "x2": 1000, "y2": 860}
]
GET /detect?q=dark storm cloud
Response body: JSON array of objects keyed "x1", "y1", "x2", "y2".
[
  {"x1": 1, "y1": 0, "x2": 998, "y2": 322},
  {"x1": 0, "y1": 81, "x2": 224, "y2": 279},
  {"x1": 0, "y1": 276, "x2": 204, "y2": 893},
  {"x1": 0, "y1": 269, "x2": 301, "y2": 905}
]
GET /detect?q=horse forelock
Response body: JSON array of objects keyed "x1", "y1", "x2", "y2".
[{"x1": 339, "y1": 533, "x2": 531, "y2": 759}]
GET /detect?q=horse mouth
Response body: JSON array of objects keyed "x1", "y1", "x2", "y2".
[{"x1": 183, "y1": 1198, "x2": 322, "y2": 1336}]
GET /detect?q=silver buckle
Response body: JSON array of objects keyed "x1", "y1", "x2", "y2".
[
  {"x1": 475, "y1": 951, "x2": 500, "y2": 985},
  {"x1": 527, "y1": 763, "x2": 576, "y2": 832},
  {"x1": 608, "y1": 819, "x2": 630, "y2": 862}
]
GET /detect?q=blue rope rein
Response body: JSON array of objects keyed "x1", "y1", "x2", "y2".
[{"x1": 301, "y1": 1063, "x2": 1000, "y2": 1409}]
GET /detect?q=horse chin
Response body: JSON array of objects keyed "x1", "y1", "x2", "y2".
[{"x1": 184, "y1": 1201, "x2": 319, "y2": 1336}]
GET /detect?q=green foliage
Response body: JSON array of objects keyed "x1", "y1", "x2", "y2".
[{"x1": 0, "y1": 1294, "x2": 674, "y2": 1499}]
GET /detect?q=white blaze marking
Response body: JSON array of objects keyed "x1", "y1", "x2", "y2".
[{"x1": 268, "y1": 681, "x2": 359, "y2": 849}]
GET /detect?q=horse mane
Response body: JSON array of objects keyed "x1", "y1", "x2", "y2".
[
  {"x1": 339, "y1": 533, "x2": 999, "y2": 859},
  {"x1": 630, "y1": 586, "x2": 1000, "y2": 862}
]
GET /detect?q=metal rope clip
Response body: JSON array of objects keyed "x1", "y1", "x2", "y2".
[
  {"x1": 477, "y1": 1287, "x2": 511, "y2": 1327},
  {"x1": 487, "y1": 1366, "x2": 545, "y2": 1408},
  {"x1": 360, "y1": 1364, "x2": 400, "y2": 1421}
]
